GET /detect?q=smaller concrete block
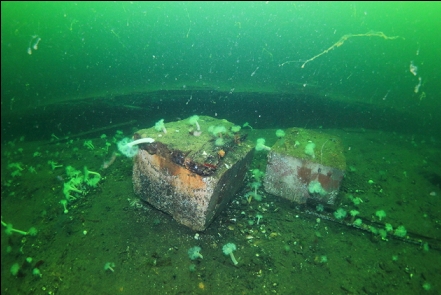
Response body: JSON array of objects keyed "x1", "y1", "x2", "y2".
[{"x1": 264, "y1": 128, "x2": 345, "y2": 204}]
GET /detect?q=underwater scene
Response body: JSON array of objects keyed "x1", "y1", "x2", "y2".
[{"x1": 1, "y1": 2, "x2": 440, "y2": 294}]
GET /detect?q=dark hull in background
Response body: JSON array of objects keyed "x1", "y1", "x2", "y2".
[{"x1": 1, "y1": 89, "x2": 435, "y2": 143}]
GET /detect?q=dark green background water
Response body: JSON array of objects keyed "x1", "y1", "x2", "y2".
[{"x1": 1, "y1": 2, "x2": 440, "y2": 116}]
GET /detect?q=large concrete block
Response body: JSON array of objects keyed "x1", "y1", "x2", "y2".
[
  {"x1": 132, "y1": 116, "x2": 253, "y2": 231},
  {"x1": 264, "y1": 128, "x2": 345, "y2": 205}
]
